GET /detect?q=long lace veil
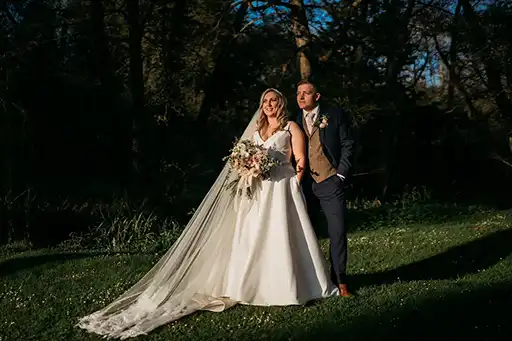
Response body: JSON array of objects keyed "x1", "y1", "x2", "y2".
[{"x1": 77, "y1": 107, "x2": 263, "y2": 339}]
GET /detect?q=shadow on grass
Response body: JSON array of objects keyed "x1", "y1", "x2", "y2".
[
  {"x1": 347, "y1": 202, "x2": 489, "y2": 232},
  {"x1": 288, "y1": 280, "x2": 512, "y2": 340},
  {"x1": 312, "y1": 202, "x2": 490, "y2": 239},
  {"x1": 350, "y1": 228, "x2": 512, "y2": 290},
  {"x1": 0, "y1": 250, "x2": 148, "y2": 277}
]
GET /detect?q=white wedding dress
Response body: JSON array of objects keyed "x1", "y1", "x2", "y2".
[
  {"x1": 223, "y1": 123, "x2": 338, "y2": 305},
  {"x1": 77, "y1": 120, "x2": 337, "y2": 339}
]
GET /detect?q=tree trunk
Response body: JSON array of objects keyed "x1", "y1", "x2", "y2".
[
  {"x1": 126, "y1": 0, "x2": 147, "y2": 175},
  {"x1": 434, "y1": 37, "x2": 479, "y2": 118},
  {"x1": 165, "y1": 0, "x2": 187, "y2": 74},
  {"x1": 460, "y1": 0, "x2": 512, "y2": 117},
  {"x1": 351, "y1": 1, "x2": 368, "y2": 97},
  {"x1": 196, "y1": 1, "x2": 248, "y2": 124},
  {"x1": 91, "y1": 0, "x2": 113, "y2": 89},
  {"x1": 447, "y1": 1, "x2": 462, "y2": 108},
  {"x1": 91, "y1": 0, "x2": 130, "y2": 179},
  {"x1": 380, "y1": 0, "x2": 415, "y2": 198},
  {"x1": 290, "y1": 0, "x2": 312, "y2": 80}
]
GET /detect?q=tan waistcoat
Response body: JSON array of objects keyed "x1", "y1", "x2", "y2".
[{"x1": 304, "y1": 117, "x2": 337, "y2": 183}]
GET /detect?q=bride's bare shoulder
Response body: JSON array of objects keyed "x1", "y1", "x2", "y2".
[{"x1": 287, "y1": 121, "x2": 303, "y2": 135}]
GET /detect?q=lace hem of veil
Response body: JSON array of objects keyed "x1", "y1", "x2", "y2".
[{"x1": 77, "y1": 294, "x2": 237, "y2": 339}]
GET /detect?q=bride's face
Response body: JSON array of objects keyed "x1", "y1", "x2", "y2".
[{"x1": 262, "y1": 91, "x2": 280, "y2": 117}]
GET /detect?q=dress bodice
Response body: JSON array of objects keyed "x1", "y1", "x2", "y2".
[{"x1": 253, "y1": 122, "x2": 292, "y2": 165}]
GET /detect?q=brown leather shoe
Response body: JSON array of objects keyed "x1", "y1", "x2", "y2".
[{"x1": 338, "y1": 284, "x2": 353, "y2": 297}]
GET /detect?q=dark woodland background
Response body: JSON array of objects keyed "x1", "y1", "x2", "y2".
[{"x1": 1, "y1": 0, "x2": 511, "y2": 250}]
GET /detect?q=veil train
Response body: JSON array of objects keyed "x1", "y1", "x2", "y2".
[{"x1": 77, "y1": 108, "x2": 262, "y2": 339}]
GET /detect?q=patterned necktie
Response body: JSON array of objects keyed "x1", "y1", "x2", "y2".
[{"x1": 306, "y1": 112, "x2": 315, "y2": 134}]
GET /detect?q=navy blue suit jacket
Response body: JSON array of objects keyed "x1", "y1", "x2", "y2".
[{"x1": 296, "y1": 106, "x2": 354, "y2": 179}]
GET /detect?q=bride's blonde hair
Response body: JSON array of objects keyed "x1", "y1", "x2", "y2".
[{"x1": 257, "y1": 88, "x2": 288, "y2": 136}]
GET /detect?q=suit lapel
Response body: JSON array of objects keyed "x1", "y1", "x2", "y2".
[
  {"x1": 318, "y1": 105, "x2": 325, "y2": 143},
  {"x1": 311, "y1": 124, "x2": 319, "y2": 137}
]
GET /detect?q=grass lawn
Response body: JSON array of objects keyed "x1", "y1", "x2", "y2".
[{"x1": 1, "y1": 208, "x2": 511, "y2": 341}]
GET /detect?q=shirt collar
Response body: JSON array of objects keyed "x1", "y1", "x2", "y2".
[{"x1": 302, "y1": 105, "x2": 320, "y2": 118}]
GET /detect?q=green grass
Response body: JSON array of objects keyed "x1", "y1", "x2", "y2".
[{"x1": 1, "y1": 208, "x2": 511, "y2": 341}]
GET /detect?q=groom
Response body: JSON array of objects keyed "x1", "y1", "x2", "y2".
[{"x1": 295, "y1": 80, "x2": 354, "y2": 297}]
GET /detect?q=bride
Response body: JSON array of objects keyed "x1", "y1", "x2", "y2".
[{"x1": 77, "y1": 88, "x2": 338, "y2": 339}]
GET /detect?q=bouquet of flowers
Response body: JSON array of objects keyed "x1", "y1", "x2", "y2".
[{"x1": 223, "y1": 138, "x2": 280, "y2": 199}]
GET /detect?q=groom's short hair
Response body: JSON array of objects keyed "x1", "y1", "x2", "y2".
[{"x1": 296, "y1": 79, "x2": 318, "y2": 93}]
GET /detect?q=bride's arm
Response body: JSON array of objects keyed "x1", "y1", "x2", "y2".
[{"x1": 289, "y1": 121, "x2": 306, "y2": 184}]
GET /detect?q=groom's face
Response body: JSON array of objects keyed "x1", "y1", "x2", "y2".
[{"x1": 297, "y1": 83, "x2": 320, "y2": 111}]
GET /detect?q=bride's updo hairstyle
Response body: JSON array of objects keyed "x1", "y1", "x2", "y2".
[{"x1": 256, "y1": 88, "x2": 289, "y2": 136}]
